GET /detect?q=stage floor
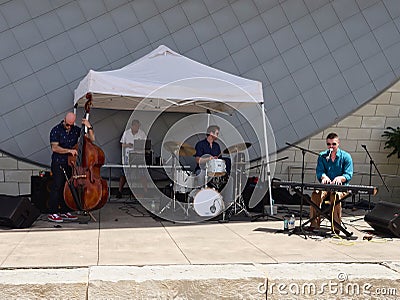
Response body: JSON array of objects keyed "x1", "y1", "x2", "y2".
[
  {"x1": 0, "y1": 199, "x2": 399, "y2": 299},
  {"x1": 1, "y1": 199, "x2": 399, "y2": 267}
]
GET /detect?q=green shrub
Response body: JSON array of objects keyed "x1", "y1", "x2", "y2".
[{"x1": 382, "y1": 126, "x2": 400, "y2": 158}]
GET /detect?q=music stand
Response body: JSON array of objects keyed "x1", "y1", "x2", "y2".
[{"x1": 285, "y1": 142, "x2": 319, "y2": 239}]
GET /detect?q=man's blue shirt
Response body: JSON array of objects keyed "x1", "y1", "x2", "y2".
[
  {"x1": 50, "y1": 121, "x2": 81, "y2": 164},
  {"x1": 316, "y1": 148, "x2": 353, "y2": 184},
  {"x1": 195, "y1": 138, "x2": 221, "y2": 158},
  {"x1": 194, "y1": 138, "x2": 221, "y2": 170}
]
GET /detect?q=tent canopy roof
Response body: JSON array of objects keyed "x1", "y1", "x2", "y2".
[{"x1": 74, "y1": 45, "x2": 263, "y2": 112}]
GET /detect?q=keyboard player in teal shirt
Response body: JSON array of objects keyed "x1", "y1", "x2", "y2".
[{"x1": 309, "y1": 132, "x2": 353, "y2": 234}]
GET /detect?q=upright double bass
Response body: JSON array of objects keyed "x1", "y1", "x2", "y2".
[{"x1": 63, "y1": 93, "x2": 108, "y2": 212}]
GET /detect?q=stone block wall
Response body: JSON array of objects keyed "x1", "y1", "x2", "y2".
[
  {"x1": 0, "y1": 152, "x2": 46, "y2": 196},
  {"x1": 272, "y1": 91, "x2": 400, "y2": 203}
]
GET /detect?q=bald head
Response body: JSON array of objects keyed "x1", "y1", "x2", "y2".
[{"x1": 65, "y1": 112, "x2": 76, "y2": 125}]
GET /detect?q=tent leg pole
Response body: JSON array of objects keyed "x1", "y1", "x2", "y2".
[{"x1": 260, "y1": 102, "x2": 274, "y2": 216}]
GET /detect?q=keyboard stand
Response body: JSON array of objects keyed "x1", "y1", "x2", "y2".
[{"x1": 293, "y1": 188, "x2": 353, "y2": 238}]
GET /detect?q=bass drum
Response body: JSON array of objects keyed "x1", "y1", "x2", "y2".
[{"x1": 193, "y1": 188, "x2": 224, "y2": 217}]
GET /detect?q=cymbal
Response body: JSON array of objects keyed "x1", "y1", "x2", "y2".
[
  {"x1": 163, "y1": 141, "x2": 196, "y2": 156},
  {"x1": 223, "y1": 142, "x2": 252, "y2": 154}
]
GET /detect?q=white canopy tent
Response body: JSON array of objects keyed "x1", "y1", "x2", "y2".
[
  {"x1": 74, "y1": 45, "x2": 263, "y2": 112},
  {"x1": 74, "y1": 45, "x2": 275, "y2": 215}
]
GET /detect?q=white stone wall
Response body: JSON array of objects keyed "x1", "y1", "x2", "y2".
[
  {"x1": 273, "y1": 90, "x2": 400, "y2": 203},
  {"x1": 0, "y1": 152, "x2": 47, "y2": 196}
]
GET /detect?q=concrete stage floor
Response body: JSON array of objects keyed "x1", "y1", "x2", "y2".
[{"x1": 0, "y1": 199, "x2": 399, "y2": 299}]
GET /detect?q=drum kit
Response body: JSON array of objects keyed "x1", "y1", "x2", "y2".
[{"x1": 159, "y1": 140, "x2": 252, "y2": 219}]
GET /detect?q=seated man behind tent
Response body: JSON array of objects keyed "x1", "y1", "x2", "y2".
[{"x1": 117, "y1": 120, "x2": 148, "y2": 198}]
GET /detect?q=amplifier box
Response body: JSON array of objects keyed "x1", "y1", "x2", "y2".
[
  {"x1": 0, "y1": 195, "x2": 40, "y2": 228},
  {"x1": 364, "y1": 201, "x2": 400, "y2": 237},
  {"x1": 31, "y1": 175, "x2": 53, "y2": 213}
]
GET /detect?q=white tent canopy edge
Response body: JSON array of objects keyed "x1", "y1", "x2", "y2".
[{"x1": 74, "y1": 45, "x2": 263, "y2": 111}]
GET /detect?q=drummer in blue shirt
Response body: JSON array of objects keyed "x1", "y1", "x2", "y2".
[
  {"x1": 194, "y1": 125, "x2": 221, "y2": 174},
  {"x1": 194, "y1": 125, "x2": 231, "y2": 186},
  {"x1": 309, "y1": 132, "x2": 353, "y2": 234}
]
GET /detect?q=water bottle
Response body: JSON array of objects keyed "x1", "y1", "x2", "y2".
[
  {"x1": 288, "y1": 214, "x2": 295, "y2": 230},
  {"x1": 283, "y1": 217, "x2": 288, "y2": 231},
  {"x1": 150, "y1": 200, "x2": 155, "y2": 213}
]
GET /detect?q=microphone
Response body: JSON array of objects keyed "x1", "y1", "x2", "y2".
[
  {"x1": 361, "y1": 144, "x2": 366, "y2": 149},
  {"x1": 326, "y1": 148, "x2": 332, "y2": 161}
]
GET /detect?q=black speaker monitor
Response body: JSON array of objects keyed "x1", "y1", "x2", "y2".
[
  {"x1": 31, "y1": 175, "x2": 53, "y2": 213},
  {"x1": 364, "y1": 201, "x2": 400, "y2": 238},
  {"x1": 0, "y1": 195, "x2": 40, "y2": 228}
]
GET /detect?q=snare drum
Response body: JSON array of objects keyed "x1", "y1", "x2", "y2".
[
  {"x1": 206, "y1": 159, "x2": 226, "y2": 177},
  {"x1": 174, "y1": 169, "x2": 195, "y2": 193},
  {"x1": 193, "y1": 188, "x2": 224, "y2": 217}
]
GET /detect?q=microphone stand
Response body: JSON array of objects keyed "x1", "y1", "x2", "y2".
[
  {"x1": 362, "y1": 144, "x2": 389, "y2": 210},
  {"x1": 351, "y1": 145, "x2": 389, "y2": 222},
  {"x1": 285, "y1": 142, "x2": 319, "y2": 239}
]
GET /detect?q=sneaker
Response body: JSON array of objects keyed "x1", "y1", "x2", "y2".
[
  {"x1": 60, "y1": 212, "x2": 78, "y2": 221},
  {"x1": 48, "y1": 214, "x2": 63, "y2": 223},
  {"x1": 116, "y1": 191, "x2": 122, "y2": 198}
]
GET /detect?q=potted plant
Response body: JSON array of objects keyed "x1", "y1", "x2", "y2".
[{"x1": 382, "y1": 126, "x2": 400, "y2": 158}]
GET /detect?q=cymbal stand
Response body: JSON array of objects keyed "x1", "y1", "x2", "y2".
[
  {"x1": 205, "y1": 163, "x2": 209, "y2": 189},
  {"x1": 225, "y1": 147, "x2": 252, "y2": 220},
  {"x1": 251, "y1": 156, "x2": 289, "y2": 222},
  {"x1": 159, "y1": 152, "x2": 176, "y2": 214},
  {"x1": 159, "y1": 149, "x2": 188, "y2": 216}
]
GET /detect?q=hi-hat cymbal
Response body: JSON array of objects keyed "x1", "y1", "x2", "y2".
[
  {"x1": 223, "y1": 142, "x2": 252, "y2": 154},
  {"x1": 163, "y1": 141, "x2": 196, "y2": 156}
]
